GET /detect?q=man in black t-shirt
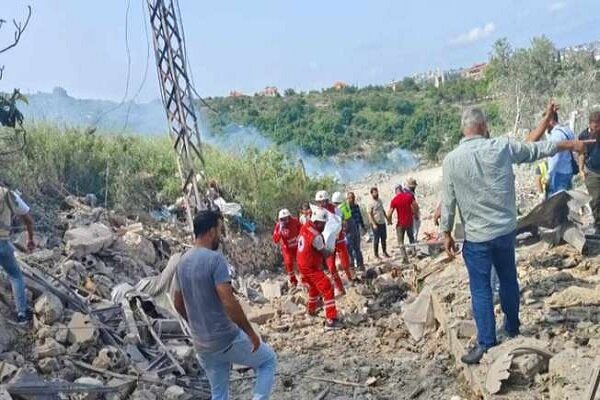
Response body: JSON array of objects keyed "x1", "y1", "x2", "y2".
[{"x1": 578, "y1": 110, "x2": 600, "y2": 232}]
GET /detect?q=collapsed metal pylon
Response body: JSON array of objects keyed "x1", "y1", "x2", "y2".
[{"x1": 145, "y1": 0, "x2": 205, "y2": 233}]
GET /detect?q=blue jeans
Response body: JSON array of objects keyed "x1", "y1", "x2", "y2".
[
  {"x1": 198, "y1": 330, "x2": 277, "y2": 400},
  {"x1": 548, "y1": 171, "x2": 572, "y2": 196},
  {"x1": 463, "y1": 231, "x2": 520, "y2": 348},
  {"x1": 0, "y1": 240, "x2": 28, "y2": 316}
]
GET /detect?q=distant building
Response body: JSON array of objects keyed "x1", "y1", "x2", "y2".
[
  {"x1": 460, "y1": 63, "x2": 487, "y2": 80},
  {"x1": 332, "y1": 81, "x2": 348, "y2": 90},
  {"x1": 257, "y1": 86, "x2": 279, "y2": 97},
  {"x1": 229, "y1": 90, "x2": 245, "y2": 98}
]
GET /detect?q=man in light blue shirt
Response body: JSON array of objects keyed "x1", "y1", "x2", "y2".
[
  {"x1": 546, "y1": 112, "x2": 576, "y2": 195},
  {"x1": 441, "y1": 107, "x2": 586, "y2": 365}
]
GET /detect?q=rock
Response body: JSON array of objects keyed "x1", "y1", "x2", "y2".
[
  {"x1": 0, "y1": 361, "x2": 18, "y2": 382},
  {"x1": 130, "y1": 389, "x2": 158, "y2": 400},
  {"x1": 281, "y1": 299, "x2": 301, "y2": 315},
  {"x1": 242, "y1": 302, "x2": 276, "y2": 325},
  {"x1": 34, "y1": 292, "x2": 64, "y2": 325},
  {"x1": 451, "y1": 320, "x2": 477, "y2": 339},
  {"x1": 92, "y1": 346, "x2": 128, "y2": 372},
  {"x1": 73, "y1": 377, "x2": 104, "y2": 400},
  {"x1": 0, "y1": 388, "x2": 11, "y2": 400},
  {"x1": 0, "y1": 316, "x2": 18, "y2": 353},
  {"x1": 68, "y1": 312, "x2": 98, "y2": 346},
  {"x1": 546, "y1": 285, "x2": 600, "y2": 308},
  {"x1": 0, "y1": 352, "x2": 24, "y2": 367},
  {"x1": 34, "y1": 338, "x2": 66, "y2": 359},
  {"x1": 164, "y1": 385, "x2": 190, "y2": 400},
  {"x1": 106, "y1": 378, "x2": 136, "y2": 400},
  {"x1": 508, "y1": 353, "x2": 548, "y2": 385},
  {"x1": 549, "y1": 348, "x2": 592, "y2": 400},
  {"x1": 64, "y1": 223, "x2": 115, "y2": 257},
  {"x1": 260, "y1": 279, "x2": 282, "y2": 300},
  {"x1": 38, "y1": 357, "x2": 60, "y2": 374},
  {"x1": 113, "y1": 231, "x2": 157, "y2": 266},
  {"x1": 55, "y1": 323, "x2": 70, "y2": 345}
]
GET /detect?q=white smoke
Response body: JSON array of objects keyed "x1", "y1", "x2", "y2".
[{"x1": 202, "y1": 123, "x2": 419, "y2": 183}]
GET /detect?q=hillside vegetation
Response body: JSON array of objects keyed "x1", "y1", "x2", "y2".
[
  {"x1": 205, "y1": 36, "x2": 600, "y2": 161},
  {"x1": 1, "y1": 125, "x2": 332, "y2": 229}
]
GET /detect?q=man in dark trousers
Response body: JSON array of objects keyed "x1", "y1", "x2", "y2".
[
  {"x1": 174, "y1": 209, "x2": 277, "y2": 400},
  {"x1": 442, "y1": 107, "x2": 586, "y2": 365},
  {"x1": 367, "y1": 187, "x2": 390, "y2": 259},
  {"x1": 345, "y1": 192, "x2": 366, "y2": 269},
  {"x1": 578, "y1": 110, "x2": 600, "y2": 233}
]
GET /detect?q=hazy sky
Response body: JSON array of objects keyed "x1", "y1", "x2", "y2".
[{"x1": 1, "y1": 0, "x2": 599, "y2": 101}]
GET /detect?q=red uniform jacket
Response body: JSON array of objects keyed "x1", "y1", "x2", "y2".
[
  {"x1": 297, "y1": 222, "x2": 325, "y2": 270},
  {"x1": 272, "y1": 217, "x2": 301, "y2": 252}
]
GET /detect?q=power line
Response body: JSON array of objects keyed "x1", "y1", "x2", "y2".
[{"x1": 89, "y1": 0, "x2": 133, "y2": 132}]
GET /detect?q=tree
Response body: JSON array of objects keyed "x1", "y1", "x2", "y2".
[
  {"x1": 0, "y1": 5, "x2": 32, "y2": 80},
  {"x1": 284, "y1": 88, "x2": 296, "y2": 97}
]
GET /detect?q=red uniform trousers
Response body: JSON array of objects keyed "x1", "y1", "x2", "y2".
[
  {"x1": 298, "y1": 265, "x2": 337, "y2": 321},
  {"x1": 281, "y1": 248, "x2": 298, "y2": 286},
  {"x1": 325, "y1": 241, "x2": 352, "y2": 293}
]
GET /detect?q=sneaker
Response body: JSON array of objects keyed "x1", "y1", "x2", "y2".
[
  {"x1": 16, "y1": 309, "x2": 33, "y2": 326},
  {"x1": 325, "y1": 319, "x2": 344, "y2": 330},
  {"x1": 460, "y1": 344, "x2": 489, "y2": 365}
]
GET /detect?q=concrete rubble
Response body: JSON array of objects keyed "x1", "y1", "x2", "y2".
[{"x1": 0, "y1": 165, "x2": 598, "y2": 399}]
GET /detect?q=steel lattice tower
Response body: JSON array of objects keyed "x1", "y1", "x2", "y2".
[{"x1": 146, "y1": 0, "x2": 204, "y2": 232}]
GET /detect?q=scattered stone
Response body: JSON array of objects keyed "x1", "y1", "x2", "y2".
[
  {"x1": 281, "y1": 299, "x2": 302, "y2": 315},
  {"x1": 0, "y1": 361, "x2": 18, "y2": 382},
  {"x1": 34, "y1": 292, "x2": 64, "y2": 325},
  {"x1": 164, "y1": 385, "x2": 190, "y2": 400},
  {"x1": 64, "y1": 223, "x2": 115, "y2": 257},
  {"x1": 260, "y1": 279, "x2": 283, "y2": 300},
  {"x1": 34, "y1": 338, "x2": 66, "y2": 359},
  {"x1": 106, "y1": 378, "x2": 137, "y2": 400},
  {"x1": 92, "y1": 346, "x2": 128, "y2": 372},
  {"x1": 0, "y1": 352, "x2": 24, "y2": 367},
  {"x1": 546, "y1": 285, "x2": 600, "y2": 308},
  {"x1": 244, "y1": 303, "x2": 276, "y2": 325},
  {"x1": 68, "y1": 312, "x2": 98, "y2": 346},
  {"x1": 113, "y1": 232, "x2": 157, "y2": 266},
  {"x1": 508, "y1": 353, "x2": 548, "y2": 385},
  {"x1": 130, "y1": 389, "x2": 158, "y2": 400},
  {"x1": 73, "y1": 376, "x2": 104, "y2": 400},
  {"x1": 38, "y1": 357, "x2": 60, "y2": 374},
  {"x1": 55, "y1": 323, "x2": 70, "y2": 345}
]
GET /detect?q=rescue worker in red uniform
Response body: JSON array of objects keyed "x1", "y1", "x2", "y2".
[
  {"x1": 315, "y1": 190, "x2": 351, "y2": 295},
  {"x1": 272, "y1": 209, "x2": 301, "y2": 286},
  {"x1": 297, "y1": 208, "x2": 342, "y2": 330}
]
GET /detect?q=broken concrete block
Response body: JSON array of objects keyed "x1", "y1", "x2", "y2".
[
  {"x1": 73, "y1": 376, "x2": 104, "y2": 400},
  {"x1": 546, "y1": 285, "x2": 600, "y2": 308},
  {"x1": 281, "y1": 299, "x2": 302, "y2": 315},
  {"x1": 112, "y1": 232, "x2": 156, "y2": 266},
  {"x1": 54, "y1": 323, "x2": 70, "y2": 345},
  {"x1": 92, "y1": 346, "x2": 128, "y2": 372},
  {"x1": 130, "y1": 389, "x2": 158, "y2": 400},
  {"x1": 106, "y1": 377, "x2": 136, "y2": 400},
  {"x1": 34, "y1": 338, "x2": 66, "y2": 359},
  {"x1": 164, "y1": 385, "x2": 190, "y2": 400},
  {"x1": 260, "y1": 279, "x2": 282, "y2": 300},
  {"x1": 242, "y1": 302, "x2": 276, "y2": 325},
  {"x1": 549, "y1": 348, "x2": 591, "y2": 400},
  {"x1": 508, "y1": 353, "x2": 548, "y2": 385},
  {"x1": 34, "y1": 292, "x2": 64, "y2": 325},
  {"x1": 0, "y1": 361, "x2": 18, "y2": 382},
  {"x1": 68, "y1": 312, "x2": 98, "y2": 346},
  {"x1": 450, "y1": 320, "x2": 476, "y2": 339},
  {"x1": 38, "y1": 357, "x2": 60, "y2": 374},
  {"x1": 64, "y1": 223, "x2": 115, "y2": 257}
]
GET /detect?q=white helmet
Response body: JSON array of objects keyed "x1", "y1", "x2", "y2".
[
  {"x1": 278, "y1": 209, "x2": 291, "y2": 219},
  {"x1": 315, "y1": 190, "x2": 329, "y2": 202},
  {"x1": 331, "y1": 191, "x2": 343, "y2": 204},
  {"x1": 311, "y1": 208, "x2": 328, "y2": 223}
]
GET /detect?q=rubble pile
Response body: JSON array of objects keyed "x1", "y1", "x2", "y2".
[{"x1": 0, "y1": 196, "x2": 281, "y2": 399}]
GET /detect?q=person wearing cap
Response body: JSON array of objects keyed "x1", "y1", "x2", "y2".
[
  {"x1": 315, "y1": 190, "x2": 351, "y2": 294},
  {"x1": 404, "y1": 178, "x2": 421, "y2": 241},
  {"x1": 272, "y1": 209, "x2": 302, "y2": 287},
  {"x1": 296, "y1": 208, "x2": 342, "y2": 330}
]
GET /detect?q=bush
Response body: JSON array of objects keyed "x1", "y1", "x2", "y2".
[{"x1": 2, "y1": 124, "x2": 334, "y2": 230}]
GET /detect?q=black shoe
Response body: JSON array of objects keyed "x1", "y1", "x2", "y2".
[
  {"x1": 16, "y1": 309, "x2": 33, "y2": 326},
  {"x1": 461, "y1": 345, "x2": 488, "y2": 365}
]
